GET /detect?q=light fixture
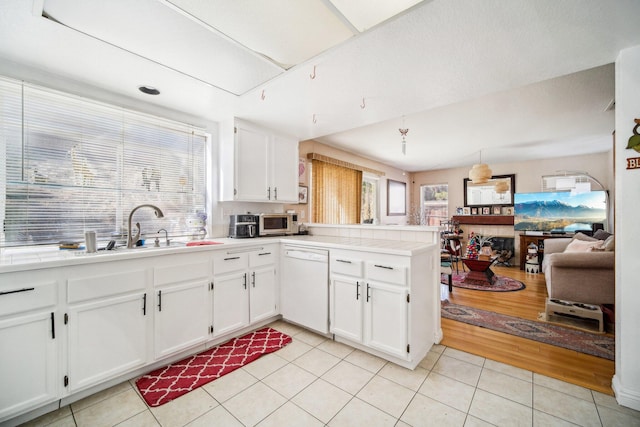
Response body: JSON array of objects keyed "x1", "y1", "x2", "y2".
[
  {"x1": 468, "y1": 150, "x2": 492, "y2": 184},
  {"x1": 399, "y1": 116, "x2": 409, "y2": 155},
  {"x1": 138, "y1": 85, "x2": 160, "y2": 95},
  {"x1": 494, "y1": 180, "x2": 509, "y2": 193}
]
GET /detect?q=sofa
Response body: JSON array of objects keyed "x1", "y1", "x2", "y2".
[{"x1": 541, "y1": 231, "x2": 615, "y2": 305}]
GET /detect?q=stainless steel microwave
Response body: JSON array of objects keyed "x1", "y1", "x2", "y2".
[{"x1": 258, "y1": 213, "x2": 293, "y2": 236}]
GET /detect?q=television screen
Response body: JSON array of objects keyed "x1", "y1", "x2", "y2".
[{"x1": 514, "y1": 191, "x2": 607, "y2": 232}]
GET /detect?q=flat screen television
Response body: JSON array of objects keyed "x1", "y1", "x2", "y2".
[{"x1": 514, "y1": 191, "x2": 607, "y2": 233}]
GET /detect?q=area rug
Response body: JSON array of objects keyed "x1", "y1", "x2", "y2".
[
  {"x1": 136, "y1": 327, "x2": 292, "y2": 407},
  {"x1": 441, "y1": 272, "x2": 526, "y2": 292},
  {"x1": 441, "y1": 300, "x2": 614, "y2": 360}
]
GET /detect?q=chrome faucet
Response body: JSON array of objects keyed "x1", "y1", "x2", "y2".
[
  {"x1": 127, "y1": 204, "x2": 164, "y2": 248},
  {"x1": 157, "y1": 228, "x2": 170, "y2": 246}
]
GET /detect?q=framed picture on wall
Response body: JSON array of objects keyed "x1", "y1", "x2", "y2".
[
  {"x1": 298, "y1": 158, "x2": 307, "y2": 185},
  {"x1": 298, "y1": 186, "x2": 308, "y2": 204},
  {"x1": 463, "y1": 207, "x2": 471, "y2": 215},
  {"x1": 492, "y1": 206, "x2": 501, "y2": 215},
  {"x1": 482, "y1": 207, "x2": 490, "y2": 215},
  {"x1": 502, "y1": 206, "x2": 514, "y2": 215},
  {"x1": 471, "y1": 207, "x2": 478, "y2": 215}
]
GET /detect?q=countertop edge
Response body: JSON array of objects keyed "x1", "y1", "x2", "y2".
[{"x1": 0, "y1": 236, "x2": 437, "y2": 274}]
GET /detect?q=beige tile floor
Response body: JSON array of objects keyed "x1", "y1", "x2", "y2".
[{"x1": 21, "y1": 320, "x2": 640, "y2": 427}]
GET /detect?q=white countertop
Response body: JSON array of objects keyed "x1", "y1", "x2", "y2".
[{"x1": 0, "y1": 236, "x2": 436, "y2": 274}]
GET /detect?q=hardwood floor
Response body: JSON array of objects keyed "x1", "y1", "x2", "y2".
[{"x1": 440, "y1": 262, "x2": 615, "y2": 395}]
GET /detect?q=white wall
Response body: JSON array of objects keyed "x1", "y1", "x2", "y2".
[{"x1": 612, "y1": 45, "x2": 640, "y2": 411}]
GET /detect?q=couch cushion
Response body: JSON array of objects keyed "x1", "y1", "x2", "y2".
[
  {"x1": 593, "y1": 230, "x2": 613, "y2": 241},
  {"x1": 604, "y1": 235, "x2": 615, "y2": 251},
  {"x1": 571, "y1": 232, "x2": 597, "y2": 242},
  {"x1": 564, "y1": 239, "x2": 604, "y2": 252}
]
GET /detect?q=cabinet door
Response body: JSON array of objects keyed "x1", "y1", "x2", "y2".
[
  {"x1": 154, "y1": 281, "x2": 209, "y2": 359},
  {"x1": 330, "y1": 276, "x2": 363, "y2": 342},
  {"x1": 364, "y1": 282, "x2": 408, "y2": 360},
  {"x1": 212, "y1": 272, "x2": 249, "y2": 337},
  {"x1": 0, "y1": 311, "x2": 58, "y2": 421},
  {"x1": 67, "y1": 293, "x2": 147, "y2": 391},
  {"x1": 249, "y1": 266, "x2": 277, "y2": 324},
  {"x1": 270, "y1": 134, "x2": 298, "y2": 202},
  {"x1": 235, "y1": 126, "x2": 270, "y2": 201}
]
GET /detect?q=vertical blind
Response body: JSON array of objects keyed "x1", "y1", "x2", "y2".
[
  {"x1": 311, "y1": 159, "x2": 362, "y2": 224},
  {"x1": 0, "y1": 77, "x2": 208, "y2": 247}
]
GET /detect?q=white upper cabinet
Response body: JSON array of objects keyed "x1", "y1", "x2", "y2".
[{"x1": 219, "y1": 119, "x2": 298, "y2": 202}]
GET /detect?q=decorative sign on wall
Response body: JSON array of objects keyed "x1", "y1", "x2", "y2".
[{"x1": 626, "y1": 118, "x2": 640, "y2": 170}]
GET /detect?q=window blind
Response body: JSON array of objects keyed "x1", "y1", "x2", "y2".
[
  {"x1": 311, "y1": 159, "x2": 362, "y2": 224},
  {"x1": 0, "y1": 77, "x2": 208, "y2": 247}
]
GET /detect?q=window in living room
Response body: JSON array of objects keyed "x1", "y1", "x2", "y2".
[
  {"x1": 420, "y1": 183, "x2": 448, "y2": 225},
  {"x1": 361, "y1": 173, "x2": 379, "y2": 224}
]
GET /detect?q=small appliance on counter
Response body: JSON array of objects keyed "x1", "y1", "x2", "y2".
[
  {"x1": 228, "y1": 214, "x2": 258, "y2": 238},
  {"x1": 258, "y1": 213, "x2": 294, "y2": 236}
]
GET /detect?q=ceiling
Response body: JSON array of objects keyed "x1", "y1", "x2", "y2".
[{"x1": 1, "y1": 0, "x2": 639, "y2": 172}]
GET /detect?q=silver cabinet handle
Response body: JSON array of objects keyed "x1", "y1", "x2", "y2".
[
  {"x1": 356, "y1": 281, "x2": 360, "y2": 300},
  {"x1": 252, "y1": 271, "x2": 256, "y2": 287},
  {"x1": 374, "y1": 264, "x2": 393, "y2": 270},
  {"x1": 336, "y1": 259, "x2": 352, "y2": 264},
  {"x1": 157, "y1": 290, "x2": 162, "y2": 312},
  {"x1": 243, "y1": 273, "x2": 247, "y2": 289},
  {"x1": 366, "y1": 283, "x2": 371, "y2": 302}
]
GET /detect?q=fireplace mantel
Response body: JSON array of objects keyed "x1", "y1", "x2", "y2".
[{"x1": 452, "y1": 215, "x2": 514, "y2": 226}]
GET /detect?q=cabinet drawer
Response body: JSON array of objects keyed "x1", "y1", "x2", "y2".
[
  {"x1": 0, "y1": 281, "x2": 57, "y2": 317},
  {"x1": 249, "y1": 249, "x2": 276, "y2": 268},
  {"x1": 213, "y1": 252, "x2": 249, "y2": 275},
  {"x1": 366, "y1": 262, "x2": 407, "y2": 285},
  {"x1": 155, "y1": 260, "x2": 210, "y2": 286},
  {"x1": 330, "y1": 256, "x2": 363, "y2": 277},
  {"x1": 68, "y1": 269, "x2": 147, "y2": 304}
]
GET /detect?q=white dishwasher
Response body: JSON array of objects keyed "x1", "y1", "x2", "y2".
[{"x1": 281, "y1": 245, "x2": 329, "y2": 334}]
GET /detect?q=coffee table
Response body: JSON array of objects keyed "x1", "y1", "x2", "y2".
[{"x1": 462, "y1": 257, "x2": 497, "y2": 286}]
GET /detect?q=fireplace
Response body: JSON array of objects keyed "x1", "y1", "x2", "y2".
[{"x1": 489, "y1": 236, "x2": 515, "y2": 266}]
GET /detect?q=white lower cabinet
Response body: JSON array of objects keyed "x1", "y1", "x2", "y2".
[
  {"x1": 365, "y1": 281, "x2": 408, "y2": 359},
  {"x1": 212, "y1": 245, "x2": 278, "y2": 337},
  {"x1": 330, "y1": 251, "x2": 410, "y2": 361},
  {"x1": 66, "y1": 264, "x2": 150, "y2": 392},
  {"x1": 0, "y1": 274, "x2": 60, "y2": 423},
  {"x1": 153, "y1": 256, "x2": 210, "y2": 359}
]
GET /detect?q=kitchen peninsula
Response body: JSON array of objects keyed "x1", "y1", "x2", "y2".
[{"x1": 0, "y1": 228, "x2": 440, "y2": 426}]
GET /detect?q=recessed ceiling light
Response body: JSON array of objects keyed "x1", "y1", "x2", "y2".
[{"x1": 138, "y1": 85, "x2": 160, "y2": 95}]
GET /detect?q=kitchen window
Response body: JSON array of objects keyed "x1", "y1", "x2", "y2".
[{"x1": 0, "y1": 77, "x2": 208, "y2": 248}]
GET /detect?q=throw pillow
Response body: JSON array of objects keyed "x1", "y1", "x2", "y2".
[
  {"x1": 604, "y1": 235, "x2": 615, "y2": 251},
  {"x1": 571, "y1": 232, "x2": 597, "y2": 242},
  {"x1": 593, "y1": 230, "x2": 612, "y2": 240},
  {"x1": 564, "y1": 239, "x2": 604, "y2": 252}
]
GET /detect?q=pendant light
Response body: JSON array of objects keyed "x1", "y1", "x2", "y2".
[
  {"x1": 494, "y1": 179, "x2": 509, "y2": 193},
  {"x1": 399, "y1": 116, "x2": 409, "y2": 155},
  {"x1": 468, "y1": 150, "x2": 492, "y2": 184}
]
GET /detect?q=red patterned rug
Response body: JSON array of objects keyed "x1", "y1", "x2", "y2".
[
  {"x1": 441, "y1": 300, "x2": 614, "y2": 360},
  {"x1": 441, "y1": 272, "x2": 525, "y2": 292},
  {"x1": 136, "y1": 327, "x2": 292, "y2": 407}
]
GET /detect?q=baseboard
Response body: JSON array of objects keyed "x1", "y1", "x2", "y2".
[{"x1": 612, "y1": 374, "x2": 640, "y2": 411}]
